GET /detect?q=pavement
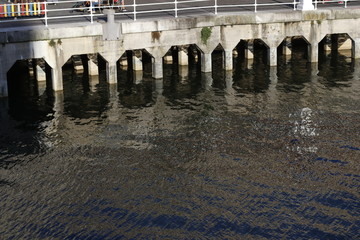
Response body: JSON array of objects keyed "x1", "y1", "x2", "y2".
[{"x1": 1, "y1": 0, "x2": 360, "y2": 29}]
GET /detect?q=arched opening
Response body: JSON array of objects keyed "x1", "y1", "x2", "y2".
[
  {"x1": 319, "y1": 33, "x2": 353, "y2": 59},
  {"x1": 7, "y1": 59, "x2": 54, "y2": 121}
]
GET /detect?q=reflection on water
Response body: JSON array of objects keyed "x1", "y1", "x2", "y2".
[{"x1": 0, "y1": 50, "x2": 359, "y2": 239}]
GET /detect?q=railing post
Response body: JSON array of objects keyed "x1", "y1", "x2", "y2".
[
  {"x1": 133, "y1": 0, "x2": 136, "y2": 21},
  {"x1": 293, "y1": 0, "x2": 296, "y2": 10},
  {"x1": 344, "y1": 0, "x2": 348, "y2": 8},
  {"x1": 214, "y1": 0, "x2": 217, "y2": 15},
  {"x1": 175, "y1": 0, "x2": 177, "y2": 18},
  {"x1": 90, "y1": 0, "x2": 93, "y2": 23},
  {"x1": 44, "y1": 1, "x2": 48, "y2": 26},
  {"x1": 315, "y1": 0, "x2": 318, "y2": 10},
  {"x1": 254, "y1": 0, "x2": 257, "y2": 13}
]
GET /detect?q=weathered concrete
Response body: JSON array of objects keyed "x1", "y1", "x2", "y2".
[{"x1": 1, "y1": 8, "x2": 360, "y2": 97}]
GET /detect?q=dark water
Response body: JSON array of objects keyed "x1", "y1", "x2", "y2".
[{"x1": 1, "y1": 47, "x2": 359, "y2": 239}]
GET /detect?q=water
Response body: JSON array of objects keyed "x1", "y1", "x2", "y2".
[{"x1": 0, "y1": 47, "x2": 359, "y2": 239}]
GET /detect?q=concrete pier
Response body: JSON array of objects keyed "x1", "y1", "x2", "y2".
[{"x1": 1, "y1": 8, "x2": 360, "y2": 97}]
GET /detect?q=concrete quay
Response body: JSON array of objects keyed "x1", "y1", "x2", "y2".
[{"x1": 1, "y1": 7, "x2": 360, "y2": 97}]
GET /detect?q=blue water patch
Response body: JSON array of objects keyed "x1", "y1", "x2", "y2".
[
  {"x1": 314, "y1": 157, "x2": 348, "y2": 166},
  {"x1": 340, "y1": 145, "x2": 360, "y2": 151}
]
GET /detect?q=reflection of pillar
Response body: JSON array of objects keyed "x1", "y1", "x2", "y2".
[
  {"x1": 133, "y1": 70, "x2": 143, "y2": 84},
  {"x1": 352, "y1": 38, "x2": 360, "y2": 59},
  {"x1": 155, "y1": 79, "x2": 163, "y2": 95},
  {"x1": 268, "y1": 47, "x2": 277, "y2": 66},
  {"x1": 223, "y1": 49, "x2": 233, "y2": 70},
  {"x1": 308, "y1": 42, "x2": 318, "y2": 63},
  {"x1": 310, "y1": 63, "x2": 319, "y2": 83},
  {"x1": 178, "y1": 48, "x2": 188, "y2": 66},
  {"x1": 267, "y1": 66, "x2": 278, "y2": 105},
  {"x1": 132, "y1": 50, "x2": 143, "y2": 71},
  {"x1": 202, "y1": 72, "x2": 213, "y2": 90},
  {"x1": 178, "y1": 65, "x2": 188, "y2": 82},
  {"x1": 89, "y1": 75, "x2": 99, "y2": 92},
  {"x1": 201, "y1": 53, "x2": 212, "y2": 73},
  {"x1": 152, "y1": 57, "x2": 163, "y2": 79}
]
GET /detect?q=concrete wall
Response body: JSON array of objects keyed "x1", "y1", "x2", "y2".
[{"x1": 1, "y1": 8, "x2": 360, "y2": 97}]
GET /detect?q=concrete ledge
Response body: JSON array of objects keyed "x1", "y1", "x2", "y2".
[{"x1": 2, "y1": 8, "x2": 360, "y2": 43}]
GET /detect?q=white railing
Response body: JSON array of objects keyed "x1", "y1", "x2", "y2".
[{"x1": 0, "y1": 0, "x2": 356, "y2": 27}]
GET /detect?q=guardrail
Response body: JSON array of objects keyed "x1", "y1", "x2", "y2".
[{"x1": 0, "y1": 0, "x2": 355, "y2": 27}]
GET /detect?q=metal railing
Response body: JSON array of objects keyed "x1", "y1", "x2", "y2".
[{"x1": 0, "y1": 0, "x2": 356, "y2": 27}]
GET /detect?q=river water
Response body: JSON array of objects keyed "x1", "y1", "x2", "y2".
[{"x1": 0, "y1": 45, "x2": 359, "y2": 239}]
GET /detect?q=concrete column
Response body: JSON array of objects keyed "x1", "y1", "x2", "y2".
[
  {"x1": 106, "y1": 61, "x2": 118, "y2": 84},
  {"x1": 152, "y1": 57, "x2": 163, "y2": 79},
  {"x1": 36, "y1": 65, "x2": 46, "y2": 81},
  {"x1": 297, "y1": 0, "x2": 314, "y2": 10},
  {"x1": 267, "y1": 47, "x2": 277, "y2": 66},
  {"x1": 132, "y1": 50, "x2": 143, "y2": 71},
  {"x1": 308, "y1": 42, "x2": 319, "y2": 63},
  {"x1": 283, "y1": 38, "x2": 292, "y2": 56},
  {"x1": 223, "y1": 49, "x2": 233, "y2": 70},
  {"x1": 352, "y1": 38, "x2": 360, "y2": 59},
  {"x1": 88, "y1": 58, "x2": 98, "y2": 76},
  {"x1": 45, "y1": 45, "x2": 67, "y2": 92},
  {"x1": 178, "y1": 49, "x2": 188, "y2": 66},
  {"x1": 50, "y1": 65, "x2": 63, "y2": 91},
  {"x1": 245, "y1": 41, "x2": 254, "y2": 59},
  {"x1": 201, "y1": 53, "x2": 212, "y2": 73}
]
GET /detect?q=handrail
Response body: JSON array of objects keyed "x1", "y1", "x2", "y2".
[{"x1": 0, "y1": 0, "x2": 357, "y2": 27}]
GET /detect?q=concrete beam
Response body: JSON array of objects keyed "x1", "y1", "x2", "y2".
[
  {"x1": 223, "y1": 49, "x2": 233, "y2": 70},
  {"x1": 201, "y1": 53, "x2": 212, "y2": 73}
]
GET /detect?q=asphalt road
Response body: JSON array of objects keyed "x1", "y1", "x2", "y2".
[{"x1": 0, "y1": 0, "x2": 360, "y2": 29}]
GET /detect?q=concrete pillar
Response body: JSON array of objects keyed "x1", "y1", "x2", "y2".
[
  {"x1": 223, "y1": 49, "x2": 233, "y2": 70},
  {"x1": 245, "y1": 41, "x2": 254, "y2": 59},
  {"x1": 283, "y1": 38, "x2": 292, "y2": 56},
  {"x1": 178, "y1": 49, "x2": 188, "y2": 66},
  {"x1": 297, "y1": 0, "x2": 314, "y2": 10},
  {"x1": 201, "y1": 53, "x2": 212, "y2": 73},
  {"x1": 106, "y1": 61, "x2": 117, "y2": 84},
  {"x1": 132, "y1": 50, "x2": 143, "y2": 71},
  {"x1": 50, "y1": 65, "x2": 63, "y2": 91},
  {"x1": 45, "y1": 45, "x2": 67, "y2": 92},
  {"x1": 152, "y1": 57, "x2": 163, "y2": 79},
  {"x1": 164, "y1": 55, "x2": 173, "y2": 64},
  {"x1": 202, "y1": 72, "x2": 213, "y2": 91},
  {"x1": 88, "y1": 55, "x2": 98, "y2": 76},
  {"x1": 267, "y1": 47, "x2": 277, "y2": 66},
  {"x1": 308, "y1": 42, "x2": 319, "y2": 63},
  {"x1": 352, "y1": 38, "x2": 360, "y2": 59},
  {"x1": 36, "y1": 65, "x2": 46, "y2": 81}
]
